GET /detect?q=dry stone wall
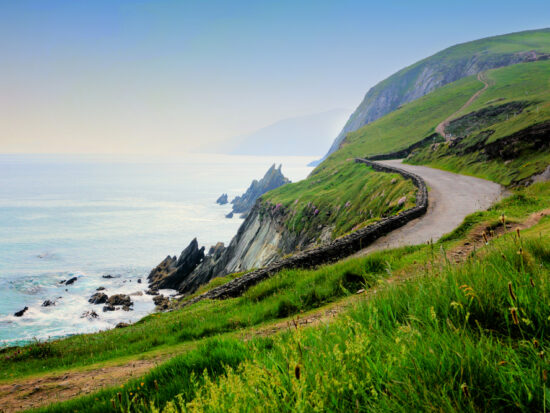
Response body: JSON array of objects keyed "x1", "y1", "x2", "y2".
[{"x1": 181, "y1": 158, "x2": 428, "y2": 307}]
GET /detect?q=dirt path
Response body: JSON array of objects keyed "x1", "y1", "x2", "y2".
[
  {"x1": 354, "y1": 160, "x2": 503, "y2": 256},
  {"x1": 0, "y1": 356, "x2": 167, "y2": 412},
  {"x1": 435, "y1": 71, "x2": 490, "y2": 138},
  {"x1": 2, "y1": 207, "x2": 547, "y2": 412}
]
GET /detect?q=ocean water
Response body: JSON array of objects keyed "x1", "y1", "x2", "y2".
[{"x1": 0, "y1": 153, "x2": 314, "y2": 347}]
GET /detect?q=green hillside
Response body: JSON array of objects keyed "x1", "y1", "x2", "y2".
[
  {"x1": 408, "y1": 60, "x2": 550, "y2": 185},
  {"x1": 323, "y1": 28, "x2": 550, "y2": 159},
  {"x1": 3, "y1": 31, "x2": 550, "y2": 412}
]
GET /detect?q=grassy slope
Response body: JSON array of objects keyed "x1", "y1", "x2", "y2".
[
  {"x1": 263, "y1": 77, "x2": 483, "y2": 238},
  {"x1": 408, "y1": 60, "x2": 550, "y2": 185},
  {"x1": 30, "y1": 182, "x2": 550, "y2": 412},
  {"x1": 327, "y1": 28, "x2": 550, "y2": 156}
]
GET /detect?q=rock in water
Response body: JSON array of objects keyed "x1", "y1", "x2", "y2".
[
  {"x1": 216, "y1": 193, "x2": 229, "y2": 205},
  {"x1": 107, "y1": 294, "x2": 133, "y2": 307},
  {"x1": 81, "y1": 310, "x2": 99, "y2": 319},
  {"x1": 103, "y1": 304, "x2": 116, "y2": 312},
  {"x1": 230, "y1": 164, "x2": 290, "y2": 216},
  {"x1": 225, "y1": 211, "x2": 234, "y2": 219},
  {"x1": 64, "y1": 277, "x2": 78, "y2": 285},
  {"x1": 14, "y1": 307, "x2": 28, "y2": 317},
  {"x1": 89, "y1": 292, "x2": 108, "y2": 304},
  {"x1": 148, "y1": 238, "x2": 205, "y2": 290},
  {"x1": 42, "y1": 300, "x2": 55, "y2": 307}
]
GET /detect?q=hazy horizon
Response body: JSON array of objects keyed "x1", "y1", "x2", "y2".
[{"x1": 1, "y1": 0, "x2": 548, "y2": 155}]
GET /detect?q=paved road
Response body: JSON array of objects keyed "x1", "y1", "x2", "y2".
[{"x1": 355, "y1": 160, "x2": 504, "y2": 255}]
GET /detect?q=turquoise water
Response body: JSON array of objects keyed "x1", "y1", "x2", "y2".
[{"x1": 0, "y1": 154, "x2": 313, "y2": 346}]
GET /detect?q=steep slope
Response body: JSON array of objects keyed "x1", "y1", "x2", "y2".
[
  {"x1": 408, "y1": 60, "x2": 550, "y2": 185},
  {"x1": 321, "y1": 28, "x2": 550, "y2": 160}
]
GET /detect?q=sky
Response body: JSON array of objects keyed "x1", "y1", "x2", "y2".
[{"x1": 0, "y1": 0, "x2": 548, "y2": 155}]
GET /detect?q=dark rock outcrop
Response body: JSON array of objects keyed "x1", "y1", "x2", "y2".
[
  {"x1": 107, "y1": 294, "x2": 133, "y2": 307},
  {"x1": 96, "y1": 286, "x2": 106, "y2": 291},
  {"x1": 102, "y1": 274, "x2": 116, "y2": 279},
  {"x1": 216, "y1": 193, "x2": 229, "y2": 205},
  {"x1": 225, "y1": 211, "x2": 234, "y2": 219},
  {"x1": 103, "y1": 304, "x2": 115, "y2": 312},
  {"x1": 230, "y1": 164, "x2": 290, "y2": 217},
  {"x1": 88, "y1": 292, "x2": 108, "y2": 305},
  {"x1": 64, "y1": 277, "x2": 78, "y2": 285},
  {"x1": 147, "y1": 238, "x2": 205, "y2": 290},
  {"x1": 42, "y1": 300, "x2": 56, "y2": 307},
  {"x1": 153, "y1": 295, "x2": 170, "y2": 311},
  {"x1": 14, "y1": 307, "x2": 28, "y2": 317},
  {"x1": 115, "y1": 322, "x2": 130, "y2": 328}
]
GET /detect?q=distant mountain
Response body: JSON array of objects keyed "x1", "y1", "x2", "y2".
[
  {"x1": 320, "y1": 28, "x2": 550, "y2": 161},
  {"x1": 227, "y1": 109, "x2": 349, "y2": 157}
]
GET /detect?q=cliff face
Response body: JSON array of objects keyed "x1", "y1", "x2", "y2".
[
  {"x1": 323, "y1": 29, "x2": 550, "y2": 159},
  {"x1": 231, "y1": 164, "x2": 290, "y2": 216}
]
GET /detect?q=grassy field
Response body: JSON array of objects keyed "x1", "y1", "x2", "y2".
[
  {"x1": 408, "y1": 60, "x2": 550, "y2": 185},
  {"x1": 28, "y1": 182, "x2": 550, "y2": 412}
]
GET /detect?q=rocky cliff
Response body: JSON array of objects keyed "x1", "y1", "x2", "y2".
[
  {"x1": 230, "y1": 164, "x2": 290, "y2": 217},
  {"x1": 321, "y1": 29, "x2": 550, "y2": 161}
]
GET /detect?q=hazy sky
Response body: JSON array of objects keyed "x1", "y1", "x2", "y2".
[{"x1": 1, "y1": 0, "x2": 548, "y2": 155}]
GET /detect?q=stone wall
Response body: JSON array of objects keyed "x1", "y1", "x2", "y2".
[
  {"x1": 180, "y1": 159, "x2": 428, "y2": 307},
  {"x1": 367, "y1": 133, "x2": 442, "y2": 161}
]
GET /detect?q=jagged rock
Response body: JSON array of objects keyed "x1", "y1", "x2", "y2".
[
  {"x1": 81, "y1": 310, "x2": 99, "y2": 319},
  {"x1": 216, "y1": 193, "x2": 229, "y2": 205},
  {"x1": 153, "y1": 295, "x2": 170, "y2": 311},
  {"x1": 14, "y1": 307, "x2": 28, "y2": 317},
  {"x1": 88, "y1": 292, "x2": 108, "y2": 304},
  {"x1": 102, "y1": 274, "x2": 116, "y2": 279},
  {"x1": 225, "y1": 211, "x2": 234, "y2": 219},
  {"x1": 148, "y1": 239, "x2": 205, "y2": 290},
  {"x1": 115, "y1": 322, "x2": 130, "y2": 328},
  {"x1": 230, "y1": 164, "x2": 290, "y2": 215},
  {"x1": 96, "y1": 286, "x2": 106, "y2": 291},
  {"x1": 145, "y1": 288, "x2": 159, "y2": 296},
  {"x1": 42, "y1": 300, "x2": 55, "y2": 307},
  {"x1": 137, "y1": 278, "x2": 142, "y2": 284},
  {"x1": 121, "y1": 305, "x2": 132, "y2": 311},
  {"x1": 107, "y1": 294, "x2": 133, "y2": 307},
  {"x1": 103, "y1": 304, "x2": 116, "y2": 312},
  {"x1": 65, "y1": 277, "x2": 78, "y2": 285}
]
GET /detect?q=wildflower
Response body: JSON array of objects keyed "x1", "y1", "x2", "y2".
[
  {"x1": 508, "y1": 282, "x2": 517, "y2": 301},
  {"x1": 534, "y1": 339, "x2": 540, "y2": 348},
  {"x1": 154, "y1": 379, "x2": 159, "y2": 390},
  {"x1": 141, "y1": 382, "x2": 145, "y2": 387},
  {"x1": 111, "y1": 400, "x2": 116, "y2": 409},
  {"x1": 500, "y1": 214, "x2": 506, "y2": 225},
  {"x1": 517, "y1": 248, "x2": 523, "y2": 255},
  {"x1": 510, "y1": 307, "x2": 519, "y2": 325},
  {"x1": 530, "y1": 278, "x2": 535, "y2": 288},
  {"x1": 117, "y1": 392, "x2": 122, "y2": 403},
  {"x1": 543, "y1": 370, "x2": 547, "y2": 382},
  {"x1": 516, "y1": 228, "x2": 521, "y2": 239}
]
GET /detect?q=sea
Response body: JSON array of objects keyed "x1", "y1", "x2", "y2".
[{"x1": 0, "y1": 153, "x2": 314, "y2": 347}]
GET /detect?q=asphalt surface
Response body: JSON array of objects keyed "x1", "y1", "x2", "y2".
[{"x1": 355, "y1": 160, "x2": 504, "y2": 255}]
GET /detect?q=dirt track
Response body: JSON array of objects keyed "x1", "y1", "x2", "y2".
[
  {"x1": 435, "y1": 71, "x2": 490, "y2": 138},
  {"x1": 355, "y1": 160, "x2": 503, "y2": 255}
]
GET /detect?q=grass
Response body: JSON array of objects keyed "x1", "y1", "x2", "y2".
[
  {"x1": 262, "y1": 163, "x2": 416, "y2": 239},
  {"x1": 31, "y1": 182, "x2": 550, "y2": 412},
  {"x1": 408, "y1": 60, "x2": 550, "y2": 185}
]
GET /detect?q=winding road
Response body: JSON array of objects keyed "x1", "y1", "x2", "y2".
[{"x1": 355, "y1": 159, "x2": 503, "y2": 255}]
